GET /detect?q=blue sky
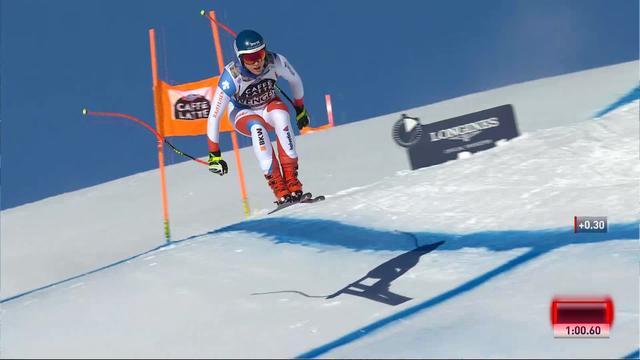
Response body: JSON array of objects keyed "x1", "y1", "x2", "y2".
[{"x1": 1, "y1": 0, "x2": 638, "y2": 209}]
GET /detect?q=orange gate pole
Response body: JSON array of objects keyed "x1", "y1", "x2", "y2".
[
  {"x1": 209, "y1": 10, "x2": 251, "y2": 217},
  {"x1": 148, "y1": 28, "x2": 172, "y2": 242}
]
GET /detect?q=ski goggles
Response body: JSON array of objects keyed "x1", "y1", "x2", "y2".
[{"x1": 241, "y1": 49, "x2": 267, "y2": 65}]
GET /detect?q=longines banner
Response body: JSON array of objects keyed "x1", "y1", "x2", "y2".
[
  {"x1": 406, "y1": 104, "x2": 519, "y2": 170},
  {"x1": 157, "y1": 77, "x2": 233, "y2": 137}
]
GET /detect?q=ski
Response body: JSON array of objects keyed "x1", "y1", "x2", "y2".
[
  {"x1": 267, "y1": 193, "x2": 325, "y2": 215},
  {"x1": 300, "y1": 195, "x2": 325, "y2": 203}
]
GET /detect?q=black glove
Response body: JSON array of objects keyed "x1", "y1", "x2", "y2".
[
  {"x1": 208, "y1": 152, "x2": 228, "y2": 176},
  {"x1": 294, "y1": 105, "x2": 310, "y2": 130}
]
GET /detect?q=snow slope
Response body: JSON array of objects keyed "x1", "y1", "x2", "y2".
[
  {"x1": 1, "y1": 62, "x2": 637, "y2": 299},
  {"x1": 1, "y1": 98, "x2": 637, "y2": 358}
]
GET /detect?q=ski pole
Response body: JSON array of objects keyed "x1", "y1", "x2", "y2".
[
  {"x1": 83, "y1": 109, "x2": 208, "y2": 166},
  {"x1": 200, "y1": 9, "x2": 237, "y2": 37},
  {"x1": 274, "y1": 84, "x2": 297, "y2": 108},
  {"x1": 162, "y1": 139, "x2": 208, "y2": 165}
]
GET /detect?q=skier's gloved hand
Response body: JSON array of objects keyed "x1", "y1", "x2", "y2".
[
  {"x1": 294, "y1": 105, "x2": 310, "y2": 130},
  {"x1": 208, "y1": 152, "x2": 228, "y2": 176}
]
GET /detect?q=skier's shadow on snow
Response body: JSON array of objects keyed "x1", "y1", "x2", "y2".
[
  {"x1": 251, "y1": 239, "x2": 444, "y2": 306},
  {"x1": 325, "y1": 240, "x2": 444, "y2": 305},
  {"x1": 214, "y1": 218, "x2": 638, "y2": 306}
]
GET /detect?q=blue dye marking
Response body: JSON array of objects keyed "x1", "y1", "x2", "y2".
[
  {"x1": 0, "y1": 243, "x2": 170, "y2": 304},
  {"x1": 217, "y1": 219, "x2": 638, "y2": 358},
  {"x1": 0, "y1": 237, "x2": 194, "y2": 304},
  {"x1": 623, "y1": 349, "x2": 640, "y2": 359},
  {"x1": 202, "y1": 219, "x2": 637, "y2": 358},
  {"x1": 215, "y1": 218, "x2": 638, "y2": 253},
  {"x1": 2, "y1": 216, "x2": 637, "y2": 359},
  {"x1": 296, "y1": 248, "x2": 546, "y2": 359},
  {"x1": 595, "y1": 84, "x2": 640, "y2": 118}
]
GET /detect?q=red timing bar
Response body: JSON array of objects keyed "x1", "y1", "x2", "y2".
[{"x1": 551, "y1": 297, "x2": 614, "y2": 338}]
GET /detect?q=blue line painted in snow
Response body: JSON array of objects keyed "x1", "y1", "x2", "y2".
[
  {"x1": 594, "y1": 84, "x2": 640, "y2": 118},
  {"x1": 218, "y1": 219, "x2": 639, "y2": 358},
  {"x1": 216, "y1": 218, "x2": 638, "y2": 253},
  {"x1": 296, "y1": 248, "x2": 546, "y2": 359},
  {"x1": 197, "y1": 219, "x2": 639, "y2": 359},
  {"x1": 2, "y1": 216, "x2": 637, "y2": 349},
  {"x1": 0, "y1": 243, "x2": 166, "y2": 303},
  {"x1": 0, "y1": 236, "x2": 195, "y2": 304},
  {"x1": 623, "y1": 349, "x2": 640, "y2": 359}
]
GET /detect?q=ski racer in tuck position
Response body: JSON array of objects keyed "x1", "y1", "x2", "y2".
[{"x1": 206, "y1": 29, "x2": 311, "y2": 205}]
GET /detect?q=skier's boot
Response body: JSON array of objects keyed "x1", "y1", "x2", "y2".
[
  {"x1": 265, "y1": 169, "x2": 291, "y2": 205},
  {"x1": 282, "y1": 163, "x2": 304, "y2": 201}
]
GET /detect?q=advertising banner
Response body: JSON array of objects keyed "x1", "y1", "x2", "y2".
[
  {"x1": 157, "y1": 77, "x2": 233, "y2": 136},
  {"x1": 405, "y1": 105, "x2": 519, "y2": 169}
]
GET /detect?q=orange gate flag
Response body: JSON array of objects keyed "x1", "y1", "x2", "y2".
[{"x1": 156, "y1": 77, "x2": 233, "y2": 137}]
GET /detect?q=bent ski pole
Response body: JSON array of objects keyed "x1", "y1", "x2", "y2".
[{"x1": 83, "y1": 109, "x2": 208, "y2": 166}]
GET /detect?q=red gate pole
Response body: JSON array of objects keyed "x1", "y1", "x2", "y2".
[
  {"x1": 208, "y1": 10, "x2": 251, "y2": 217},
  {"x1": 148, "y1": 28, "x2": 171, "y2": 242}
]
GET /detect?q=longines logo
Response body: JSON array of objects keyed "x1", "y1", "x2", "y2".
[{"x1": 429, "y1": 117, "x2": 500, "y2": 142}]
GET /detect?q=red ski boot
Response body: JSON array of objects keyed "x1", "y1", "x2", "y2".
[
  {"x1": 282, "y1": 163, "x2": 304, "y2": 201},
  {"x1": 265, "y1": 169, "x2": 291, "y2": 204}
]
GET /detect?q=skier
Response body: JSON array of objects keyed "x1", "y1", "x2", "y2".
[{"x1": 206, "y1": 29, "x2": 311, "y2": 205}]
